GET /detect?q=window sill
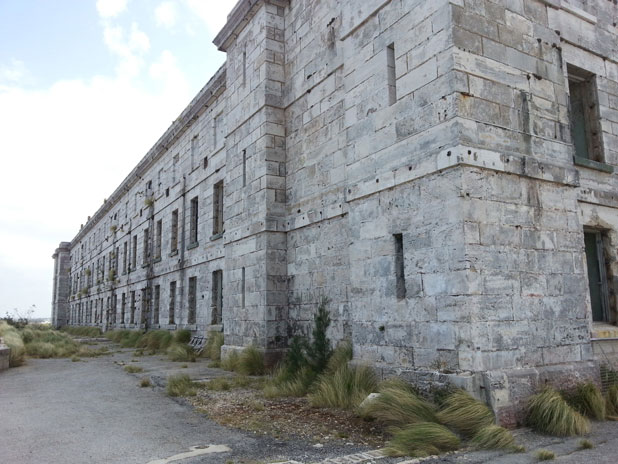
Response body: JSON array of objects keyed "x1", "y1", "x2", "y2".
[
  {"x1": 169, "y1": 249, "x2": 179, "y2": 257},
  {"x1": 573, "y1": 156, "x2": 614, "y2": 173},
  {"x1": 153, "y1": 257, "x2": 162, "y2": 263},
  {"x1": 141, "y1": 263, "x2": 149, "y2": 269},
  {"x1": 210, "y1": 232, "x2": 223, "y2": 241},
  {"x1": 187, "y1": 242, "x2": 199, "y2": 250}
]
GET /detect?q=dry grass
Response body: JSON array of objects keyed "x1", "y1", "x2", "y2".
[
  {"x1": 385, "y1": 422, "x2": 460, "y2": 458},
  {"x1": 204, "y1": 332, "x2": 224, "y2": 360},
  {"x1": 166, "y1": 374, "x2": 198, "y2": 397},
  {"x1": 606, "y1": 385, "x2": 618, "y2": 417},
  {"x1": 221, "y1": 350, "x2": 240, "y2": 372},
  {"x1": 309, "y1": 364, "x2": 378, "y2": 410},
  {"x1": 236, "y1": 346, "x2": 265, "y2": 376},
  {"x1": 124, "y1": 365, "x2": 144, "y2": 373},
  {"x1": 360, "y1": 385, "x2": 437, "y2": 425},
  {"x1": 578, "y1": 439, "x2": 594, "y2": 450},
  {"x1": 527, "y1": 388, "x2": 590, "y2": 436},
  {"x1": 166, "y1": 344, "x2": 196, "y2": 362},
  {"x1": 470, "y1": 425, "x2": 515, "y2": 450},
  {"x1": 565, "y1": 383, "x2": 605, "y2": 420},
  {"x1": 0, "y1": 321, "x2": 26, "y2": 366},
  {"x1": 140, "y1": 377, "x2": 151, "y2": 387},
  {"x1": 437, "y1": 390, "x2": 494, "y2": 438},
  {"x1": 263, "y1": 366, "x2": 316, "y2": 398},
  {"x1": 61, "y1": 326, "x2": 102, "y2": 337},
  {"x1": 536, "y1": 449, "x2": 555, "y2": 461}
]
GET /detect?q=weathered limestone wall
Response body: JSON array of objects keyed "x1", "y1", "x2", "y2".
[{"x1": 52, "y1": 0, "x2": 618, "y2": 423}]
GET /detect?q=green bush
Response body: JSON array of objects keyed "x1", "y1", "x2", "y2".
[
  {"x1": 565, "y1": 383, "x2": 606, "y2": 420},
  {"x1": 437, "y1": 390, "x2": 495, "y2": 438},
  {"x1": 166, "y1": 374, "x2": 198, "y2": 397},
  {"x1": 204, "y1": 332, "x2": 224, "y2": 360},
  {"x1": 470, "y1": 425, "x2": 515, "y2": 450},
  {"x1": 361, "y1": 386, "x2": 437, "y2": 425},
  {"x1": 385, "y1": 422, "x2": 460, "y2": 458},
  {"x1": 527, "y1": 388, "x2": 590, "y2": 436},
  {"x1": 310, "y1": 363, "x2": 377, "y2": 410},
  {"x1": 306, "y1": 297, "x2": 332, "y2": 373}
]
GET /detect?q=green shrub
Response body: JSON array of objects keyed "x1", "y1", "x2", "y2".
[
  {"x1": 310, "y1": 363, "x2": 377, "y2": 410},
  {"x1": 527, "y1": 388, "x2": 590, "y2": 436},
  {"x1": 361, "y1": 386, "x2": 437, "y2": 425},
  {"x1": 470, "y1": 425, "x2": 515, "y2": 450},
  {"x1": 173, "y1": 329, "x2": 191, "y2": 345},
  {"x1": 385, "y1": 422, "x2": 460, "y2": 458},
  {"x1": 437, "y1": 390, "x2": 495, "y2": 438},
  {"x1": 166, "y1": 374, "x2": 198, "y2": 397},
  {"x1": 306, "y1": 297, "x2": 332, "y2": 373},
  {"x1": 205, "y1": 332, "x2": 224, "y2": 360},
  {"x1": 565, "y1": 383, "x2": 606, "y2": 420},
  {"x1": 237, "y1": 346, "x2": 265, "y2": 376},
  {"x1": 124, "y1": 365, "x2": 144, "y2": 373},
  {"x1": 166, "y1": 344, "x2": 196, "y2": 362},
  {"x1": 0, "y1": 322, "x2": 26, "y2": 366},
  {"x1": 536, "y1": 449, "x2": 555, "y2": 461},
  {"x1": 222, "y1": 350, "x2": 240, "y2": 372},
  {"x1": 283, "y1": 335, "x2": 308, "y2": 376}
]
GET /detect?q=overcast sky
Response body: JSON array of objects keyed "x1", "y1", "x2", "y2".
[{"x1": 0, "y1": 0, "x2": 237, "y2": 318}]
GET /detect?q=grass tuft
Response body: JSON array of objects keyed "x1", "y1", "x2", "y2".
[
  {"x1": 361, "y1": 385, "x2": 437, "y2": 425},
  {"x1": 0, "y1": 322, "x2": 26, "y2": 366},
  {"x1": 166, "y1": 374, "x2": 198, "y2": 397},
  {"x1": 137, "y1": 330, "x2": 173, "y2": 354},
  {"x1": 606, "y1": 385, "x2": 618, "y2": 417},
  {"x1": 578, "y1": 439, "x2": 593, "y2": 450},
  {"x1": 166, "y1": 344, "x2": 196, "y2": 362},
  {"x1": 124, "y1": 365, "x2": 144, "y2": 373},
  {"x1": 204, "y1": 332, "x2": 224, "y2": 360},
  {"x1": 536, "y1": 449, "x2": 555, "y2": 461},
  {"x1": 527, "y1": 387, "x2": 590, "y2": 436},
  {"x1": 437, "y1": 390, "x2": 495, "y2": 438},
  {"x1": 173, "y1": 329, "x2": 191, "y2": 345},
  {"x1": 470, "y1": 425, "x2": 515, "y2": 450},
  {"x1": 385, "y1": 422, "x2": 460, "y2": 458},
  {"x1": 309, "y1": 363, "x2": 378, "y2": 410},
  {"x1": 263, "y1": 366, "x2": 316, "y2": 398},
  {"x1": 140, "y1": 377, "x2": 151, "y2": 388},
  {"x1": 565, "y1": 383, "x2": 605, "y2": 420},
  {"x1": 237, "y1": 346, "x2": 265, "y2": 376},
  {"x1": 221, "y1": 350, "x2": 240, "y2": 372}
]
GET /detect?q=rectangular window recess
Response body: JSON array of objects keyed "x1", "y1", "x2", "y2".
[
  {"x1": 394, "y1": 233, "x2": 406, "y2": 300},
  {"x1": 573, "y1": 156, "x2": 614, "y2": 173},
  {"x1": 187, "y1": 241, "x2": 199, "y2": 250}
]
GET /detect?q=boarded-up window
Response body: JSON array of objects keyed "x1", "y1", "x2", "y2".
[
  {"x1": 213, "y1": 181, "x2": 224, "y2": 235},
  {"x1": 121, "y1": 293, "x2": 126, "y2": 324},
  {"x1": 568, "y1": 65, "x2": 603, "y2": 163},
  {"x1": 169, "y1": 281, "x2": 176, "y2": 324},
  {"x1": 211, "y1": 270, "x2": 223, "y2": 324},
  {"x1": 130, "y1": 291, "x2": 136, "y2": 324},
  {"x1": 387, "y1": 43, "x2": 397, "y2": 106},
  {"x1": 155, "y1": 219, "x2": 162, "y2": 258},
  {"x1": 153, "y1": 285, "x2": 160, "y2": 325},
  {"x1": 188, "y1": 276, "x2": 197, "y2": 324},
  {"x1": 143, "y1": 228, "x2": 149, "y2": 265},
  {"x1": 171, "y1": 209, "x2": 179, "y2": 252},
  {"x1": 132, "y1": 235, "x2": 137, "y2": 269},
  {"x1": 190, "y1": 197, "x2": 199, "y2": 245}
]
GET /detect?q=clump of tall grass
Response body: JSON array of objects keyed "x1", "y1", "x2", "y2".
[
  {"x1": 360, "y1": 385, "x2": 437, "y2": 425},
  {"x1": 173, "y1": 329, "x2": 191, "y2": 344},
  {"x1": 61, "y1": 326, "x2": 102, "y2": 337},
  {"x1": 565, "y1": 383, "x2": 605, "y2": 420},
  {"x1": 140, "y1": 377, "x2": 151, "y2": 388},
  {"x1": 536, "y1": 449, "x2": 555, "y2": 461},
  {"x1": 606, "y1": 385, "x2": 618, "y2": 417},
  {"x1": 385, "y1": 422, "x2": 460, "y2": 458},
  {"x1": 0, "y1": 321, "x2": 26, "y2": 366},
  {"x1": 166, "y1": 344, "x2": 196, "y2": 362},
  {"x1": 166, "y1": 374, "x2": 198, "y2": 397},
  {"x1": 237, "y1": 346, "x2": 265, "y2": 376},
  {"x1": 263, "y1": 366, "x2": 316, "y2": 398},
  {"x1": 578, "y1": 439, "x2": 594, "y2": 449},
  {"x1": 310, "y1": 363, "x2": 378, "y2": 410},
  {"x1": 221, "y1": 350, "x2": 240, "y2": 371},
  {"x1": 204, "y1": 332, "x2": 224, "y2": 360},
  {"x1": 137, "y1": 330, "x2": 173, "y2": 354},
  {"x1": 470, "y1": 425, "x2": 515, "y2": 450},
  {"x1": 527, "y1": 387, "x2": 590, "y2": 436},
  {"x1": 437, "y1": 390, "x2": 495, "y2": 438},
  {"x1": 124, "y1": 365, "x2": 144, "y2": 373}
]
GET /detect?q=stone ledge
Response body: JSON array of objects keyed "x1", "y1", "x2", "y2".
[{"x1": 573, "y1": 155, "x2": 614, "y2": 173}]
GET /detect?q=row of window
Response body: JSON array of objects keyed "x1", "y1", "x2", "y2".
[{"x1": 68, "y1": 271, "x2": 225, "y2": 327}]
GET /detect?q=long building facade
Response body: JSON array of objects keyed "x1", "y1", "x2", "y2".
[{"x1": 52, "y1": 0, "x2": 618, "y2": 424}]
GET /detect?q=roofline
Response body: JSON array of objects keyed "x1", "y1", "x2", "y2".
[{"x1": 70, "y1": 64, "x2": 227, "y2": 246}]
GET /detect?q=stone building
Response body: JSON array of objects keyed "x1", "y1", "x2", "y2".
[{"x1": 52, "y1": 0, "x2": 618, "y2": 423}]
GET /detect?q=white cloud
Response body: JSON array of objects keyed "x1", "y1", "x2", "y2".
[
  {"x1": 96, "y1": 0, "x2": 129, "y2": 18},
  {"x1": 184, "y1": 0, "x2": 233, "y2": 35},
  {"x1": 102, "y1": 22, "x2": 150, "y2": 78},
  {"x1": 0, "y1": 59, "x2": 29, "y2": 87},
  {"x1": 155, "y1": 2, "x2": 177, "y2": 29}
]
